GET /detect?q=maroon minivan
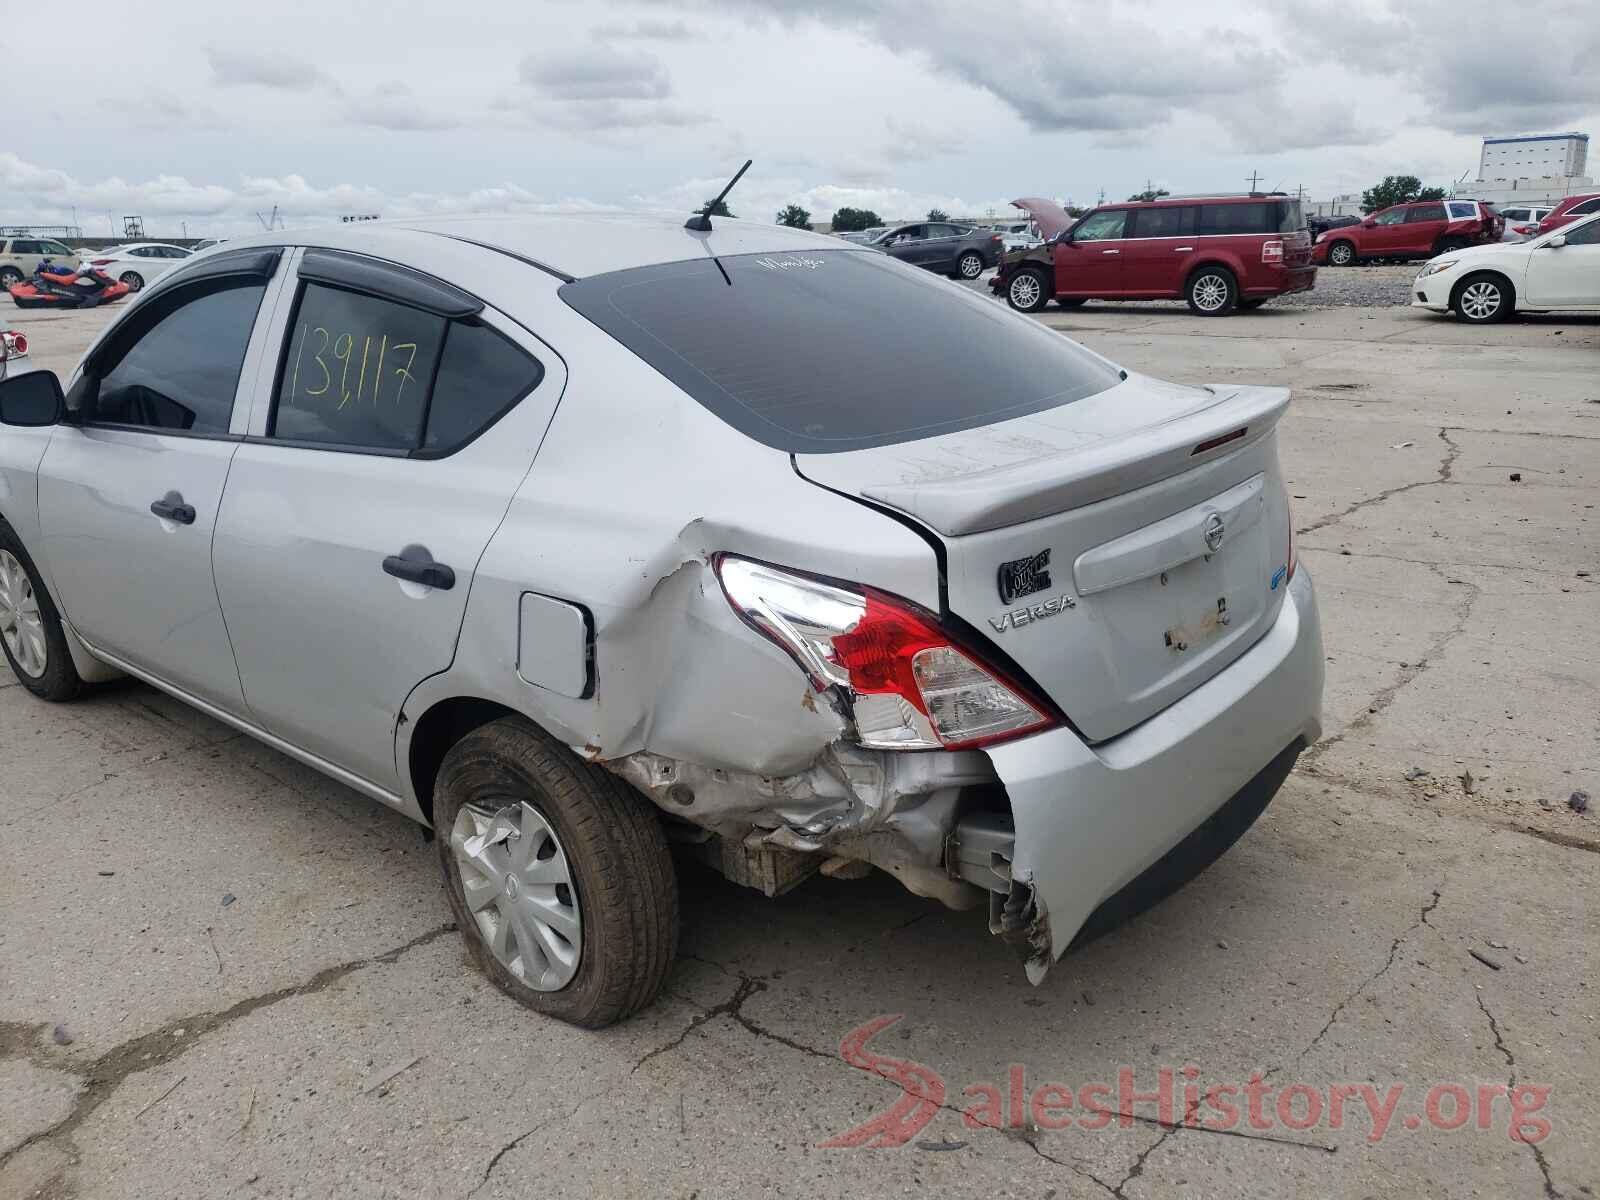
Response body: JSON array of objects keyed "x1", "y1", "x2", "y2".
[{"x1": 992, "y1": 195, "x2": 1315, "y2": 315}]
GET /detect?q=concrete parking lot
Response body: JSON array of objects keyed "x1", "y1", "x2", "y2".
[{"x1": 2, "y1": 296, "x2": 1597, "y2": 1199}]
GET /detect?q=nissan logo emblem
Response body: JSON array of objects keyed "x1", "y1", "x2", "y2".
[{"x1": 1203, "y1": 513, "x2": 1226, "y2": 553}]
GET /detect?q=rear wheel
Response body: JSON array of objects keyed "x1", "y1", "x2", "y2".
[
  {"x1": 1326, "y1": 240, "x2": 1357, "y2": 266},
  {"x1": 956, "y1": 251, "x2": 985, "y2": 279},
  {"x1": 1186, "y1": 267, "x2": 1237, "y2": 316},
  {"x1": 1451, "y1": 272, "x2": 1514, "y2": 324},
  {"x1": 434, "y1": 717, "x2": 677, "y2": 1028},
  {"x1": 0, "y1": 267, "x2": 23, "y2": 289},
  {"x1": 0, "y1": 523, "x2": 83, "y2": 702},
  {"x1": 1436, "y1": 236, "x2": 1467, "y2": 255},
  {"x1": 119, "y1": 271, "x2": 144, "y2": 292},
  {"x1": 1005, "y1": 269, "x2": 1050, "y2": 313}
]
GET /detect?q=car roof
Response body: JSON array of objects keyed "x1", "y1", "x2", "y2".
[{"x1": 212, "y1": 212, "x2": 855, "y2": 280}]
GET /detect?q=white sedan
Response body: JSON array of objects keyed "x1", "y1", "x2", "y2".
[
  {"x1": 85, "y1": 243, "x2": 195, "y2": 293},
  {"x1": 1411, "y1": 211, "x2": 1600, "y2": 323}
]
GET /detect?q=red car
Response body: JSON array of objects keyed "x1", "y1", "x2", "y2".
[
  {"x1": 992, "y1": 194, "x2": 1314, "y2": 315},
  {"x1": 1535, "y1": 192, "x2": 1600, "y2": 235},
  {"x1": 1313, "y1": 199, "x2": 1502, "y2": 266}
]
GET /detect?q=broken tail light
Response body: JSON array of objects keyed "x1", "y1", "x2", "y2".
[
  {"x1": 714, "y1": 555, "x2": 1057, "y2": 751},
  {"x1": 1262, "y1": 240, "x2": 1284, "y2": 263}
]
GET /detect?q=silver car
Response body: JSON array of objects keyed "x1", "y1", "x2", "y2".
[{"x1": 0, "y1": 215, "x2": 1323, "y2": 1026}]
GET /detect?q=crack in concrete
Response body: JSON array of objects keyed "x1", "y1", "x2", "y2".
[
  {"x1": 466, "y1": 1093, "x2": 594, "y2": 1199},
  {"x1": 1267, "y1": 887, "x2": 1443, "y2": 1081},
  {"x1": 1302, "y1": 564, "x2": 1480, "y2": 769},
  {"x1": 0, "y1": 923, "x2": 457, "y2": 1174},
  {"x1": 1474, "y1": 993, "x2": 1561, "y2": 1199},
  {"x1": 1296, "y1": 426, "x2": 1460, "y2": 537}
]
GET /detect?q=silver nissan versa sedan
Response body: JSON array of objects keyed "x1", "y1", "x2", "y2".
[{"x1": 0, "y1": 212, "x2": 1323, "y2": 1026}]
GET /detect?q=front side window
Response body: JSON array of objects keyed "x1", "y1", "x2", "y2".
[
  {"x1": 1571, "y1": 198, "x2": 1600, "y2": 215},
  {"x1": 1073, "y1": 210, "x2": 1128, "y2": 241},
  {"x1": 43, "y1": 241, "x2": 72, "y2": 255},
  {"x1": 89, "y1": 279, "x2": 266, "y2": 434},
  {"x1": 272, "y1": 280, "x2": 541, "y2": 454},
  {"x1": 1373, "y1": 208, "x2": 1407, "y2": 226},
  {"x1": 1562, "y1": 218, "x2": 1600, "y2": 245},
  {"x1": 560, "y1": 250, "x2": 1120, "y2": 454}
]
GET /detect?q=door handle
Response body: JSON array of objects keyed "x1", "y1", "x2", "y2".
[
  {"x1": 1174, "y1": 246, "x2": 1194, "y2": 251},
  {"x1": 149, "y1": 494, "x2": 196, "y2": 525},
  {"x1": 383, "y1": 553, "x2": 455, "y2": 591},
  {"x1": 1101, "y1": 249, "x2": 1120, "y2": 255}
]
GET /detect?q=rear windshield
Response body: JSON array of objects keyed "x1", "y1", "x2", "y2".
[
  {"x1": 559, "y1": 250, "x2": 1120, "y2": 453},
  {"x1": 1276, "y1": 199, "x2": 1304, "y2": 233}
]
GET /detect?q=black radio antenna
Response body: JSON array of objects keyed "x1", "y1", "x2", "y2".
[{"x1": 685, "y1": 159, "x2": 752, "y2": 231}]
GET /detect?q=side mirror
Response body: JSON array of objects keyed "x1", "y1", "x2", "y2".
[
  {"x1": 0, "y1": 370, "x2": 64, "y2": 427},
  {"x1": 1053, "y1": 230, "x2": 1073, "y2": 246},
  {"x1": 1545, "y1": 234, "x2": 1567, "y2": 248}
]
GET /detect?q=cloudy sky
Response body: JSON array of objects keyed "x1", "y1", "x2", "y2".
[{"x1": 6, "y1": 0, "x2": 1598, "y2": 236}]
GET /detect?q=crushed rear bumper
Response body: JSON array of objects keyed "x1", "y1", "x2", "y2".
[{"x1": 971, "y1": 567, "x2": 1323, "y2": 979}]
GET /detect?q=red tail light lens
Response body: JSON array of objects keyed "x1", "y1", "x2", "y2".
[
  {"x1": 1262, "y1": 239, "x2": 1284, "y2": 263},
  {"x1": 715, "y1": 555, "x2": 1057, "y2": 751},
  {"x1": 9, "y1": 332, "x2": 26, "y2": 355}
]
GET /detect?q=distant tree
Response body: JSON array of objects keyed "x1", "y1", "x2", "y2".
[
  {"x1": 776, "y1": 204, "x2": 812, "y2": 229},
  {"x1": 701, "y1": 198, "x2": 735, "y2": 218},
  {"x1": 830, "y1": 206, "x2": 883, "y2": 232},
  {"x1": 926, "y1": 207, "x2": 951, "y2": 222},
  {"x1": 1065, "y1": 205, "x2": 1088, "y2": 218},
  {"x1": 1127, "y1": 187, "x2": 1170, "y2": 202},
  {"x1": 1360, "y1": 175, "x2": 1446, "y2": 213}
]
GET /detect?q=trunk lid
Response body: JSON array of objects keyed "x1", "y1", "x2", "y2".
[{"x1": 796, "y1": 376, "x2": 1295, "y2": 742}]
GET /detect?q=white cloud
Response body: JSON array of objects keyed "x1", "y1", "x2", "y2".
[{"x1": 206, "y1": 45, "x2": 330, "y2": 91}]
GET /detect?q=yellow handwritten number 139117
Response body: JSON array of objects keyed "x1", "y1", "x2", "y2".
[{"x1": 288, "y1": 325, "x2": 419, "y2": 411}]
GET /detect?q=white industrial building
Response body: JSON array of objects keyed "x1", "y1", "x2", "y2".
[{"x1": 1467, "y1": 132, "x2": 1592, "y2": 207}]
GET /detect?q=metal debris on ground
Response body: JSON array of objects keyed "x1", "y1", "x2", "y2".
[
  {"x1": 221, "y1": 893, "x2": 236, "y2": 907},
  {"x1": 1468, "y1": 948, "x2": 1503, "y2": 971},
  {"x1": 917, "y1": 1139, "x2": 968, "y2": 1152},
  {"x1": 1460, "y1": 769, "x2": 1476, "y2": 796},
  {"x1": 1568, "y1": 790, "x2": 1589, "y2": 814},
  {"x1": 51, "y1": 1024, "x2": 72, "y2": 1045}
]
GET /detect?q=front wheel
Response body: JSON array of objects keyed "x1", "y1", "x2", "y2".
[
  {"x1": 1326, "y1": 240, "x2": 1357, "y2": 266},
  {"x1": 119, "y1": 271, "x2": 144, "y2": 292},
  {"x1": 1005, "y1": 269, "x2": 1050, "y2": 312},
  {"x1": 435, "y1": 717, "x2": 678, "y2": 1028},
  {"x1": 0, "y1": 267, "x2": 23, "y2": 289},
  {"x1": 1186, "y1": 267, "x2": 1237, "y2": 316},
  {"x1": 956, "y1": 251, "x2": 985, "y2": 280},
  {"x1": 0, "y1": 523, "x2": 83, "y2": 701},
  {"x1": 1452, "y1": 272, "x2": 1514, "y2": 324}
]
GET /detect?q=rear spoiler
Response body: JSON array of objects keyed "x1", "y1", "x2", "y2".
[{"x1": 861, "y1": 383, "x2": 1291, "y2": 536}]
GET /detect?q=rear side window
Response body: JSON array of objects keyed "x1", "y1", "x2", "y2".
[
  {"x1": 90, "y1": 279, "x2": 266, "y2": 435},
  {"x1": 1131, "y1": 206, "x2": 1196, "y2": 238},
  {"x1": 1408, "y1": 204, "x2": 1447, "y2": 222},
  {"x1": 1196, "y1": 203, "x2": 1273, "y2": 235},
  {"x1": 272, "y1": 281, "x2": 541, "y2": 454},
  {"x1": 560, "y1": 250, "x2": 1119, "y2": 454}
]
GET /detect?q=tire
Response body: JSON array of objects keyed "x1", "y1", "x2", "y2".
[
  {"x1": 1326, "y1": 240, "x2": 1357, "y2": 267},
  {"x1": 434, "y1": 717, "x2": 678, "y2": 1028},
  {"x1": 1186, "y1": 266, "x2": 1237, "y2": 316},
  {"x1": 1436, "y1": 237, "x2": 1467, "y2": 255},
  {"x1": 1054, "y1": 297, "x2": 1087, "y2": 309},
  {"x1": 1237, "y1": 298, "x2": 1268, "y2": 310},
  {"x1": 0, "y1": 521, "x2": 83, "y2": 702},
  {"x1": 1451, "y1": 272, "x2": 1514, "y2": 324},
  {"x1": 956, "y1": 251, "x2": 985, "y2": 280},
  {"x1": 0, "y1": 267, "x2": 22, "y2": 289},
  {"x1": 1005, "y1": 268, "x2": 1050, "y2": 312},
  {"x1": 119, "y1": 271, "x2": 144, "y2": 292}
]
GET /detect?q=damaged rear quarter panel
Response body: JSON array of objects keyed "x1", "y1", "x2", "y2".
[{"x1": 396, "y1": 298, "x2": 942, "y2": 812}]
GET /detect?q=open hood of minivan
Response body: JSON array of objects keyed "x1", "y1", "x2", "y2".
[{"x1": 1010, "y1": 197, "x2": 1074, "y2": 240}]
